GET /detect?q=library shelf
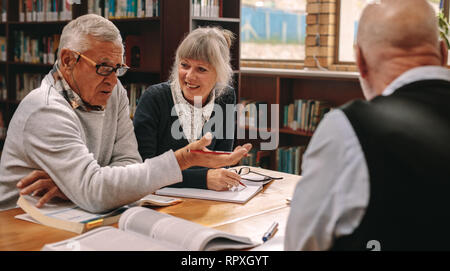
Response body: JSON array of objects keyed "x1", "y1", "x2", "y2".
[{"x1": 191, "y1": 16, "x2": 240, "y2": 23}]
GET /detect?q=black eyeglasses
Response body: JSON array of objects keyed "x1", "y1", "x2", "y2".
[
  {"x1": 73, "y1": 51, "x2": 129, "y2": 77},
  {"x1": 230, "y1": 167, "x2": 283, "y2": 182}
]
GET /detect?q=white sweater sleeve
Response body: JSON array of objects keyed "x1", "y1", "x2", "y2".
[
  {"x1": 108, "y1": 83, "x2": 143, "y2": 166},
  {"x1": 23, "y1": 105, "x2": 182, "y2": 213}
]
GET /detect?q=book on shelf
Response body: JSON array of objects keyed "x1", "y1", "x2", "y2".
[
  {"x1": 96, "y1": 0, "x2": 159, "y2": 19},
  {"x1": 0, "y1": 36, "x2": 6, "y2": 62},
  {"x1": 0, "y1": 110, "x2": 6, "y2": 140},
  {"x1": 42, "y1": 206, "x2": 257, "y2": 251},
  {"x1": 240, "y1": 149, "x2": 271, "y2": 170},
  {"x1": 124, "y1": 82, "x2": 148, "y2": 118},
  {"x1": 13, "y1": 31, "x2": 60, "y2": 65},
  {"x1": 125, "y1": 35, "x2": 144, "y2": 68},
  {"x1": 88, "y1": 0, "x2": 104, "y2": 16},
  {"x1": 252, "y1": 101, "x2": 268, "y2": 129},
  {"x1": 237, "y1": 99, "x2": 268, "y2": 130},
  {"x1": 192, "y1": 0, "x2": 223, "y2": 18},
  {"x1": 283, "y1": 99, "x2": 331, "y2": 133},
  {"x1": 19, "y1": 0, "x2": 72, "y2": 22},
  {"x1": 15, "y1": 73, "x2": 46, "y2": 101},
  {"x1": 276, "y1": 145, "x2": 306, "y2": 175},
  {"x1": 0, "y1": 74, "x2": 6, "y2": 100},
  {"x1": 237, "y1": 98, "x2": 254, "y2": 127},
  {"x1": 16, "y1": 195, "x2": 127, "y2": 234},
  {"x1": 0, "y1": 0, "x2": 6, "y2": 22}
]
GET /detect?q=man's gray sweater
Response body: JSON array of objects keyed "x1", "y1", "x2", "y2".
[{"x1": 0, "y1": 72, "x2": 182, "y2": 213}]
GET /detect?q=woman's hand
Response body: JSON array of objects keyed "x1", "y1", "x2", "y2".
[
  {"x1": 206, "y1": 168, "x2": 242, "y2": 191},
  {"x1": 17, "y1": 170, "x2": 69, "y2": 208}
]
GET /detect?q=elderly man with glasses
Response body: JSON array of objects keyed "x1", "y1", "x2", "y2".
[{"x1": 0, "y1": 14, "x2": 250, "y2": 213}]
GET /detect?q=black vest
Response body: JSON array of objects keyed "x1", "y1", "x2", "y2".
[{"x1": 330, "y1": 79, "x2": 450, "y2": 251}]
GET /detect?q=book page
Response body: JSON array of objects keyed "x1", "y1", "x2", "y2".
[
  {"x1": 250, "y1": 235, "x2": 285, "y2": 251},
  {"x1": 15, "y1": 213, "x2": 39, "y2": 224},
  {"x1": 119, "y1": 207, "x2": 255, "y2": 251},
  {"x1": 241, "y1": 172, "x2": 268, "y2": 181},
  {"x1": 18, "y1": 195, "x2": 123, "y2": 223},
  {"x1": 138, "y1": 194, "x2": 183, "y2": 207},
  {"x1": 204, "y1": 237, "x2": 262, "y2": 251},
  {"x1": 240, "y1": 173, "x2": 273, "y2": 185},
  {"x1": 42, "y1": 226, "x2": 181, "y2": 251}
]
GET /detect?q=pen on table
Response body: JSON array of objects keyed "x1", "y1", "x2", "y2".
[
  {"x1": 228, "y1": 180, "x2": 247, "y2": 190},
  {"x1": 238, "y1": 180, "x2": 247, "y2": 188},
  {"x1": 262, "y1": 222, "x2": 279, "y2": 242}
]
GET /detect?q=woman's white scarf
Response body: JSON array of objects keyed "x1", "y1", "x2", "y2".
[{"x1": 170, "y1": 80, "x2": 216, "y2": 143}]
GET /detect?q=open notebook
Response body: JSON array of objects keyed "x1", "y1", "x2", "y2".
[
  {"x1": 156, "y1": 180, "x2": 265, "y2": 204},
  {"x1": 42, "y1": 206, "x2": 257, "y2": 251}
]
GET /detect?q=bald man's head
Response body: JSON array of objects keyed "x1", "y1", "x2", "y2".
[
  {"x1": 355, "y1": 0, "x2": 447, "y2": 100},
  {"x1": 357, "y1": 0, "x2": 439, "y2": 50}
]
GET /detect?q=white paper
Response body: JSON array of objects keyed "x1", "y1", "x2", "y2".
[{"x1": 18, "y1": 195, "x2": 120, "y2": 224}]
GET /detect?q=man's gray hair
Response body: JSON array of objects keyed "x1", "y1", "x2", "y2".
[
  {"x1": 58, "y1": 14, "x2": 123, "y2": 61},
  {"x1": 169, "y1": 27, "x2": 235, "y2": 96}
]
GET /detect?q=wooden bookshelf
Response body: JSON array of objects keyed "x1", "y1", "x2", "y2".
[
  {"x1": 191, "y1": 16, "x2": 240, "y2": 23},
  {"x1": 0, "y1": 0, "x2": 242, "y2": 153},
  {"x1": 161, "y1": 0, "x2": 241, "y2": 79},
  {"x1": 7, "y1": 62, "x2": 54, "y2": 67},
  {"x1": 238, "y1": 68, "x2": 364, "y2": 172},
  {"x1": 242, "y1": 126, "x2": 312, "y2": 137},
  {"x1": 7, "y1": 20, "x2": 71, "y2": 25},
  {"x1": 109, "y1": 17, "x2": 160, "y2": 23}
]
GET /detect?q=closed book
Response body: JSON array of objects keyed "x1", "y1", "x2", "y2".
[
  {"x1": 16, "y1": 195, "x2": 125, "y2": 234},
  {"x1": 288, "y1": 103, "x2": 294, "y2": 129}
]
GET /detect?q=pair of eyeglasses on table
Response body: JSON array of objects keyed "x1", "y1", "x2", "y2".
[{"x1": 229, "y1": 167, "x2": 284, "y2": 182}]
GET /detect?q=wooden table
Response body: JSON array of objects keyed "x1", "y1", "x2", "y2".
[{"x1": 0, "y1": 167, "x2": 300, "y2": 251}]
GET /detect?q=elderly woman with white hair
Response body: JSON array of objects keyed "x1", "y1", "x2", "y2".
[{"x1": 134, "y1": 27, "x2": 250, "y2": 191}]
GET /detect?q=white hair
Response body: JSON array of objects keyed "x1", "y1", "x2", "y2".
[
  {"x1": 58, "y1": 14, "x2": 123, "y2": 61},
  {"x1": 169, "y1": 27, "x2": 235, "y2": 96}
]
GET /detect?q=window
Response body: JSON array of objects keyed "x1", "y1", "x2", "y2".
[
  {"x1": 446, "y1": 1, "x2": 450, "y2": 65},
  {"x1": 337, "y1": 0, "x2": 367, "y2": 63},
  {"x1": 337, "y1": 0, "x2": 448, "y2": 63},
  {"x1": 430, "y1": 0, "x2": 448, "y2": 67},
  {"x1": 240, "y1": 0, "x2": 307, "y2": 61}
]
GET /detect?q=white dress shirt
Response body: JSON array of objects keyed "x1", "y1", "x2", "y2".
[{"x1": 284, "y1": 66, "x2": 450, "y2": 250}]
